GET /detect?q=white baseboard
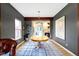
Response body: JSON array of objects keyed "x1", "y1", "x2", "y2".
[{"x1": 50, "y1": 39, "x2": 76, "y2": 56}]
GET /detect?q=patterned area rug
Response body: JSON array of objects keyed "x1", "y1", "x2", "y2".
[{"x1": 16, "y1": 40, "x2": 64, "y2": 56}]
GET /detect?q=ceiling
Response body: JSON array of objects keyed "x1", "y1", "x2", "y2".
[{"x1": 11, "y1": 3, "x2": 68, "y2": 17}]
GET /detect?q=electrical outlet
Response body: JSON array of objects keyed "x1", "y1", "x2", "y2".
[{"x1": 65, "y1": 43, "x2": 68, "y2": 46}]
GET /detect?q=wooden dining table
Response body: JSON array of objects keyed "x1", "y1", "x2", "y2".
[{"x1": 31, "y1": 36, "x2": 48, "y2": 48}]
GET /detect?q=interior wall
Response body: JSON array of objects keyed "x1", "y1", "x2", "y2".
[
  {"x1": 1, "y1": 3, "x2": 24, "y2": 43},
  {"x1": 77, "y1": 4, "x2": 79, "y2": 55},
  {"x1": 0, "y1": 4, "x2": 1, "y2": 38},
  {"x1": 52, "y1": 3, "x2": 77, "y2": 55},
  {"x1": 50, "y1": 18, "x2": 53, "y2": 38}
]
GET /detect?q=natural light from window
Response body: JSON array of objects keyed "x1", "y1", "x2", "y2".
[{"x1": 15, "y1": 19, "x2": 22, "y2": 40}]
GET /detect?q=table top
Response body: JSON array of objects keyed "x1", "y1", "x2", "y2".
[{"x1": 31, "y1": 36, "x2": 48, "y2": 42}]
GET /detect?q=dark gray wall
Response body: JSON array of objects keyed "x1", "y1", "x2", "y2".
[
  {"x1": 52, "y1": 3, "x2": 77, "y2": 54},
  {"x1": 50, "y1": 18, "x2": 53, "y2": 39},
  {"x1": 0, "y1": 4, "x2": 1, "y2": 38},
  {"x1": 1, "y1": 3, "x2": 24, "y2": 43}
]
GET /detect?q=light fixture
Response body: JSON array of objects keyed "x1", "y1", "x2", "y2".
[
  {"x1": 37, "y1": 10, "x2": 40, "y2": 19},
  {"x1": 37, "y1": 11, "x2": 40, "y2": 13}
]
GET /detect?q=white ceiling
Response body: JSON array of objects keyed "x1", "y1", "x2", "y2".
[{"x1": 11, "y1": 3, "x2": 68, "y2": 17}]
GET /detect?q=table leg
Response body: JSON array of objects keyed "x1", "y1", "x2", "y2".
[{"x1": 35, "y1": 42, "x2": 41, "y2": 48}]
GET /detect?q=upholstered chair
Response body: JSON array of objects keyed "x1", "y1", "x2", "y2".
[{"x1": 0, "y1": 38, "x2": 17, "y2": 56}]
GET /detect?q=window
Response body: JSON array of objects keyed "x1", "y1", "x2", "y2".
[
  {"x1": 33, "y1": 21, "x2": 44, "y2": 36},
  {"x1": 55, "y1": 16, "x2": 65, "y2": 40},
  {"x1": 15, "y1": 19, "x2": 22, "y2": 40}
]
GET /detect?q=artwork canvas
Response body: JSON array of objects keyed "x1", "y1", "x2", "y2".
[{"x1": 55, "y1": 16, "x2": 65, "y2": 40}]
